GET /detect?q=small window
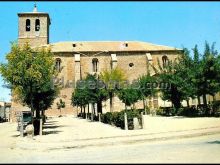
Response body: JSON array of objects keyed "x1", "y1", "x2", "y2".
[
  {"x1": 92, "y1": 58, "x2": 99, "y2": 72},
  {"x1": 129, "y1": 63, "x2": 134, "y2": 67},
  {"x1": 72, "y1": 44, "x2": 76, "y2": 47},
  {"x1": 162, "y1": 55, "x2": 168, "y2": 67},
  {"x1": 26, "y1": 19, "x2": 31, "y2": 31},
  {"x1": 125, "y1": 43, "x2": 128, "y2": 47},
  {"x1": 35, "y1": 19, "x2": 40, "y2": 31},
  {"x1": 55, "y1": 58, "x2": 61, "y2": 72}
]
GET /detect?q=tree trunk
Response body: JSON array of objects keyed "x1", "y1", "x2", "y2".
[
  {"x1": 172, "y1": 98, "x2": 181, "y2": 115},
  {"x1": 91, "y1": 103, "x2": 95, "y2": 121},
  {"x1": 42, "y1": 110, "x2": 45, "y2": 123},
  {"x1": 109, "y1": 92, "x2": 114, "y2": 112},
  {"x1": 186, "y1": 99, "x2": 190, "y2": 107},
  {"x1": 80, "y1": 106, "x2": 82, "y2": 117},
  {"x1": 171, "y1": 86, "x2": 181, "y2": 115},
  {"x1": 125, "y1": 104, "x2": 127, "y2": 111},
  {"x1": 34, "y1": 109, "x2": 41, "y2": 135},
  {"x1": 197, "y1": 95, "x2": 201, "y2": 105},
  {"x1": 83, "y1": 106, "x2": 86, "y2": 118},
  {"x1": 213, "y1": 95, "x2": 216, "y2": 102},
  {"x1": 142, "y1": 98, "x2": 146, "y2": 112},
  {"x1": 87, "y1": 104, "x2": 90, "y2": 114},
  {"x1": 145, "y1": 99, "x2": 148, "y2": 115},
  {"x1": 203, "y1": 94, "x2": 207, "y2": 107},
  {"x1": 212, "y1": 95, "x2": 216, "y2": 114},
  {"x1": 30, "y1": 82, "x2": 34, "y2": 120},
  {"x1": 36, "y1": 110, "x2": 40, "y2": 119},
  {"x1": 97, "y1": 100, "x2": 102, "y2": 114},
  {"x1": 87, "y1": 104, "x2": 89, "y2": 120}
]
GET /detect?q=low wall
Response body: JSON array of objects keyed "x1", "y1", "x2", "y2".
[{"x1": 141, "y1": 115, "x2": 220, "y2": 132}]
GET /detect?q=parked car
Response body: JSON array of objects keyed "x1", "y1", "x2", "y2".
[
  {"x1": 0, "y1": 116, "x2": 7, "y2": 123},
  {"x1": 17, "y1": 111, "x2": 32, "y2": 131}
]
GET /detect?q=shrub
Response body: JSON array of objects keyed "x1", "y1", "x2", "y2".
[
  {"x1": 210, "y1": 101, "x2": 220, "y2": 116},
  {"x1": 101, "y1": 112, "x2": 113, "y2": 124},
  {"x1": 136, "y1": 108, "x2": 150, "y2": 115},
  {"x1": 156, "y1": 107, "x2": 164, "y2": 116},
  {"x1": 86, "y1": 113, "x2": 99, "y2": 121},
  {"x1": 101, "y1": 109, "x2": 142, "y2": 129},
  {"x1": 176, "y1": 107, "x2": 185, "y2": 116},
  {"x1": 197, "y1": 104, "x2": 207, "y2": 116},
  {"x1": 176, "y1": 106, "x2": 198, "y2": 117},
  {"x1": 113, "y1": 112, "x2": 124, "y2": 127},
  {"x1": 93, "y1": 115, "x2": 99, "y2": 121}
]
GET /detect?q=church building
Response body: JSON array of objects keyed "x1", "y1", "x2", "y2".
[{"x1": 11, "y1": 5, "x2": 184, "y2": 121}]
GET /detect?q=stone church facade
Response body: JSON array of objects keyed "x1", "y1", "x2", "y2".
[{"x1": 11, "y1": 5, "x2": 186, "y2": 121}]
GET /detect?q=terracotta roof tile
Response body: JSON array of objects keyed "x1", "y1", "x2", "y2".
[{"x1": 35, "y1": 41, "x2": 181, "y2": 53}]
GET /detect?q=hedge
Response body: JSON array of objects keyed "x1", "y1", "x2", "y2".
[{"x1": 101, "y1": 109, "x2": 143, "y2": 130}]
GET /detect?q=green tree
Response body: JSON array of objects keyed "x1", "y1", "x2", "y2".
[
  {"x1": 84, "y1": 74, "x2": 108, "y2": 116},
  {"x1": 72, "y1": 74, "x2": 108, "y2": 120},
  {"x1": 72, "y1": 82, "x2": 90, "y2": 117},
  {"x1": 191, "y1": 45, "x2": 202, "y2": 104},
  {"x1": 151, "y1": 50, "x2": 195, "y2": 113},
  {"x1": 56, "y1": 99, "x2": 65, "y2": 117},
  {"x1": 151, "y1": 41, "x2": 220, "y2": 114},
  {"x1": 0, "y1": 43, "x2": 57, "y2": 119},
  {"x1": 138, "y1": 74, "x2": 158, "y2": 114},
  {"x1": 117, "y1": 82, "x2": 141, "y2": 110},
  {"x1": 194, "y1": 42, "x2": 220, "y2": 107},
  {"x1": 174, "y1": 48, "x2": 197, "y2": 107},
  {"x1": 100, "y1": 67, "x2": 127, "y2": 112}
]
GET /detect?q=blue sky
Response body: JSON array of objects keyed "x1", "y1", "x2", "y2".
[{"x1": 0, "y1": 1, "x2": 220, "y2": 102}]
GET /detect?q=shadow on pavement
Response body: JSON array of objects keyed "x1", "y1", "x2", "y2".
[
  {"x1": 207, "y1": 140, "x2": 220, "y2": 144},
  {"x1": 11, "y1": 134, "x2": 20, "y2": 137},
  {"x1": 43, "y1": 130, "x2": 62, "y2": 135},
  {"x1": 45, "y1": 120, "x2": 58, "y2": 124},
  {"x1": 43, "y1": 125, "x2": 65, "y2": 129},
  {"x1": 43, "y1": 119, "x2": 63, "y2": 135}
]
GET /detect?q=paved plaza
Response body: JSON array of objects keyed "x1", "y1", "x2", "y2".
[{"x1": 0, "y1": 115, "x2": 220, "y2": 163}]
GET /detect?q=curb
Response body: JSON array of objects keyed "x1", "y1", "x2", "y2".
[{"x1": 16, "y1": 129, "x2": 220, "y2": 151}]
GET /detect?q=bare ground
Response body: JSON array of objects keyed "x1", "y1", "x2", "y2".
[{"x1": 0, "y1": 115, "x2": 220, "y2": 163}]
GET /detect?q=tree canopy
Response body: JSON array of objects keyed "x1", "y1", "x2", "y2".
[
  {"x1": 0, "y1": 43, "x2": 57, "y2": 118},
  {"x1": 150, "y1": 41, "x2": 220, "y2": 113},
  {"x1": 100, "y1": 67, "x2": 127, "y2": 112}
]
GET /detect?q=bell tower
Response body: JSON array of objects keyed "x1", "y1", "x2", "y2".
[{"x1": 17, "y1": 4, "x2": 51, "y2": 47}]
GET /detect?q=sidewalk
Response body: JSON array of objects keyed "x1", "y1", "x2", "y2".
[{"x1": 15, "y1": 115, "x2": 220, "y2": 150}]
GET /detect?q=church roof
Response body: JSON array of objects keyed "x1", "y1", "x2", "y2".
[{"x1": 37, "y1": 41, "x2": 182, "y2": 53}]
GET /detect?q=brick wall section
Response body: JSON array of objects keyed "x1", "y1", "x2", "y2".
[
  {"x1": 10, "y1": 50, "x2": 182, "y2": 121},
  {"x1": 18, "y1": 14, "x2": 49, "y2": 47}
]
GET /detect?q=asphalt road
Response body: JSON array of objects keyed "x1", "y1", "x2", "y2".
[
  {"x1": 1, "y1": 133, "x2": 220, "y2": 163},
  {"x1": 1, "y1": 116, "x2": 220, "y2": 163}
]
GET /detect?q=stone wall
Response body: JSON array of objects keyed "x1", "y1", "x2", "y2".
[
  {"x1": 10, "y1": 50, "x2": 182, "y2": 121},
  {"x1": 18, "y1": 14, "x2": 49, "y2": 47}
]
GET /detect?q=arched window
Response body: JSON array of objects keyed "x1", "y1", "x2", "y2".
[
  {"x1": 35, "y1": 19, "x2": 40, "y2": 31},
  {"x1": 26, "y1": 19, "x2": 31, "y2": 31},
  {"x1": 55, "y1": 58, "x2": 61, "y2": 72},
  {"x1": 92, "y1": 58, "x2": 99, "y2": 72},
  {"x1": 162, "y1": 55, "x2": 168, "y2": 67}
]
